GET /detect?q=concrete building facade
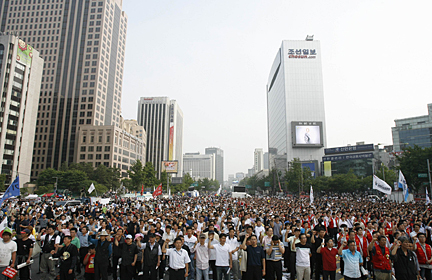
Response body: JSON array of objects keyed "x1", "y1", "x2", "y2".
[
  {"x1": 137, "y1": 97, "x2": 183, "y2": 178},
  {"x1": 267, "y1": 36, "x2": 327, "y2": 174},
  {"x1": 205, "y1": 147, "x2": 224, "y2": 185},
  {"x1": 183, "y1": 152, "x2": 215, "y2": 180},
  {"x1": 75, "y1": 117, "x2": 146, "y2": 178},
  {"x1": 0, "y1": 35, "x2": 43, "y2": 184},
  {"x1": 0, "y1": 0, "x2": 129, "y2": 178},
  {"x1": 254, "y1": 148, "x2": 264, "y2": 174}
]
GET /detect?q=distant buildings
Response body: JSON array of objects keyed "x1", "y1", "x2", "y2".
[
  {"x1": 137, "y1": 97, "x2": 183, "y2": 177},
  {"x1": 267, "y1": 36, "x2": 326, "y2": 176},
  {"x1": 0, "y1": 35, "x2": 43, "y2": 184},
  {"x1": 392, "y1": 103, "x2": 432, "y2": 151},
  {"x1": 254, "y1": 148, "x2": 264, "y2": 173},
  {"x1": 183, "y1": 152, "x2": 215, "y2": 180},
  {"x1": 205, "y1": 147, "x2": 224, "y2": 185},
  {"x1": 75, "y1": 117, "x2": 146, "y2": 178}
]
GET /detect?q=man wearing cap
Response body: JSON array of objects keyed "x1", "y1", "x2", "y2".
[
  {"x1": 88, "y1": 230, "x2": 112, "y2": 280},
  {"x1": 114, "y1": 234, "x2": 139, "y2": 280},
  {"x1": 193, "y1": 233, "x2": 210, "y2": 280},
  {"x1": 15, "y1": 228, "x2": 34, "y2": 280},
  {"x1": 0, "y1": 228, "x2": 17, "y2": 277},
  {"x1": 137, "y1": 232, "x2": 162, "y2": 280},
  {"x1": 162, "y1": 237, "x2": 190, "y2": 280},
  {"x1": 38, "y1": 225, "x2": 61, "y2": 280}
]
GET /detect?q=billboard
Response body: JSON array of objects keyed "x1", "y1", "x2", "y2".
[
  {"x1": 16, "y1": 39, "x2": 33, "y2": 67},
  {"x1": 292, "y1": 121, "x2": 323, "y2": 147},
  {"x1": 325, "y1": 144, "x2": 374, "y2": 155},
  {"x1": 161, "y1": 161, "x2": 178, "y2": 173}
]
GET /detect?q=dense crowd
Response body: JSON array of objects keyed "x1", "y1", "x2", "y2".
[{"x1": 0, "y1": 193, "x2": 430, "y2": 280}]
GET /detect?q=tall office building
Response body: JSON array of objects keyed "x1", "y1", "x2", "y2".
[
  {"x1": 392, "y1": 104, "x2": 432, "y2": 151},
  {"x1": 137, "y1": 97, "x2": 183, "y2": 177},
  {"x1": 0, "y1": 35, "x2": 43, "y2": 184},
  {"x1": 254, "y1": 148, "x2": 264, "y2": 173},
  {"x1": 205, "y1": 147, "x2": 223, "y2": 185},
  {"x1": 183, "y1": 152, "x2": 215, "y2": 180},
  {"x1": 263, "y1": 152, "x2": 269, "y2": 169},
  {"x1": 267, "y1": 36, "x2": 327, "y2": 174},
  {"x1": 0, "y1": 0, "x2": 128, "y2": 179}
]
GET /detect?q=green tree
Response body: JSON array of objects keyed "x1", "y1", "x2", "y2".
[
  {"x1": 397, "y1": 145, "x2": 432, "y2": 192},
  {"x1": 375, "y1": 165, "x2": 398, "y2": 188},
  {"x1": 35, "y1": 185, "x2": 54, "y2": 195},
  {"x1": 36, "y1": 168, "x2": 59, "y2": 187},
  {"x1": 284, "y1": 158, "x2": 312, "y2": 193},
  {"x1": 143, "y1": 162, "x2": 158, "y2": 190},
  {"x1": 127, "y1": 160, "x2": 145, "y2": 190},
  {"x1": 160, "y1": 171, "x2": 172, "y2": 191},
  {"x1": 183, "y1": 173, "x2": 194, "y2": 187},
  {"x1": 69, "y1": 162, "x2": 94, "y2": 178},
  {"x1": 58, "y1": 170, "x2": 88, "y2": 193}
]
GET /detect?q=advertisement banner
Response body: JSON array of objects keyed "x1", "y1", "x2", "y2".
[
  {"x1": 161, "y1": 161, "x2": 178, "y2": 173},
  {"x1": 168, "y1": 125, "x2": 174, "y2": 160},
  {"x1": 16, "y1": 39, "x2": 33, "y2": 67},
  {"x1": 296, "y1": 125, "x2": 321, "y2": 145}
]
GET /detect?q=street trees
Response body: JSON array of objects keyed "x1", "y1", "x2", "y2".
[{"x1": 397, "y1": 145, "x2": 432, "y2": 193}]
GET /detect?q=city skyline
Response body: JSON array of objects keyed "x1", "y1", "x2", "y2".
[{"x1": 120, "y1": 1, "x2": 431, "y2": 178}]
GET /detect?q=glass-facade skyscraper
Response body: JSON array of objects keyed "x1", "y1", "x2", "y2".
[
  {"x1": 392, "y1": 104, "x2": 432, "y2": 151},
  {"x1": 267, "y1": 36, "x2": 327, "y2": 174},
  {"x1": 0, "y1": 0, "x2": 128, "y2": 179}
]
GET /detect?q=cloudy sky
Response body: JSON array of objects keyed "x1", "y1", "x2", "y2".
[{"x1": 121, "y1": 0, "x2": 432, "y2": 180}]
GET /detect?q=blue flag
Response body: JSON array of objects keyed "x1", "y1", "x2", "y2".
[{"x1": 0, "y1": 177, "x2": 20, "y2": 206}]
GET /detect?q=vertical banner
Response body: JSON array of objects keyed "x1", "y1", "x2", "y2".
[{"x1": 168, "y1": 124, "x2": 174, "y2": 160}]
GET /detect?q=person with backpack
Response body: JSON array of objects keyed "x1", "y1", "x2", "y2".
[{"x1": 37, "y1": 225, "x2": 61, "y2": 280}]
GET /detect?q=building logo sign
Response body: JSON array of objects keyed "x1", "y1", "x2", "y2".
[{"x1": 288, "y1": 49, "x2": 317, "y2": 59}]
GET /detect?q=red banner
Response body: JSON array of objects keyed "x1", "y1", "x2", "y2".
[
  {"x1": 140, "y1": 184, "x2": 144, "y2": 196},
  {"x1": 2, "y1": 266, "x2": 17, "y2": 278},
  {"x1": 153, "y1": 183, "x2": 163, "y2": 198}
]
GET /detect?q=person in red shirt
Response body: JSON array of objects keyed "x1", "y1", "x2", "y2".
[
  {"x1": 317, "y1": 238, "x2": 338, "y2": 280},
  {"x1": 83, "y1": 244, "x2": 96, "y2": 280}
]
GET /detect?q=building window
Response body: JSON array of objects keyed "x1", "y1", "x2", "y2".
[
  {"x1": 104, "y1": 154, "x2": 109, "y2": 160},
  {"x1": 80, "y1": 147, "x2": 86, "y2": 152},
  {"x1": 88, "y1": 154, "x2": 93, "y2": 160},
  {"x1": 80, "y1": 154, "x2": 85, "y2": 160},
  {"x1": 96, "y1": 146, "x2": 102, "y2": 152},
  {"x1": 96, "y1": 154, "x2": 101, "y2": 159}
]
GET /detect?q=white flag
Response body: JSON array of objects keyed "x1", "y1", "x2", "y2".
[
  {"x1": 398, "y1": 171, "x2": 409, "y2": 202},
  {"x1": 373, "y1": 175, "x2": 392, "y2": 195},
  {"x1": 88, "y1": 183, "x2": 95, "y2": 194},
  {"x1": 0, "y1": 217, "x2": 8, "y2": 235},
  {"x1": 217, "y1": 185, "x2": 222, "y2": 195},
  {"x1": 310, "y1": 186, "x2": 314, "y2": 204},
  {"x1": 426, "y1": 188, "x2": 431, "y2": 205}
]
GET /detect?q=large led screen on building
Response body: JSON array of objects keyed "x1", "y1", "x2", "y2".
[{"x1": 292, "y1": 121, "x2": 323, "y2": 147}]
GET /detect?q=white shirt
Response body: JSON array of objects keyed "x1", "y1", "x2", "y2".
[
  {"x1": 162, "y1": 231, "x2": 176, "y2": 245},
  {"x1": 0, "y1": 240, "x2": 17, "y2": 267},
  {"x1": 194, "y1": 243, "x2": 209, "y2": 270},
  {"x1": 255, "y1": 225, "x2": 265, "y2": 239},
  {"x1": 184, "y1": 235, "x2": 197, "y2": 251},
  {"x1": 226, "y1": 237, "x2": 239, "y2": 260},
  {"x1": 214, "y1": 243, "x2": 231, "y2": 267},
  {"x1": 166, "y1": 248, "x2": 191, "y2": 269}
]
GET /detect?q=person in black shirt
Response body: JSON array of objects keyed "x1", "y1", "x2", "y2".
[
  {"x1": 15, "y1": 229, "x2": 34, "y2": 280},
  {"x1": 127, "y1": 216, "x2": 140, "y2": 236},
  {"x1": 390, "y1": 236, "x2": 419, "y2": 280},
  {"x1": 313, "y1": 227, "x2": 327, "y2": 280},
  {"x1": 240, "y1": 234, "x2": 266, "y2": 280},
  {"x1": 114, "y1": 234, "x2": 139, "y2": 280},
  {"x1": 51, "y1": 236, "x2": 79, "y2": 280}
]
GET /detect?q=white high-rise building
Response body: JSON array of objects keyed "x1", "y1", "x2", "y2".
[
  {"x1": 254, "y1": 148, "x2": 264, "y2": 173},
  {"x1": 205, "y1": 147, "x2": 224, "y2": 185},
  {"x1": 183, "y1": 152, "x2": 215, "y2": 180},
  {"x1": 137, "y1": 97, "x2": 183, "y2": 177},
  {"x1": 0, "y1": 35, "x2": 43, "y2": 185},
  {"x1": 267, "y1": 36, "x2": 326, "y2": 174}
]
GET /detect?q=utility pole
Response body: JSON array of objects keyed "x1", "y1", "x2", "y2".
[{"x1": 428, "y1": 159, "x2": 432, "y2": 202}]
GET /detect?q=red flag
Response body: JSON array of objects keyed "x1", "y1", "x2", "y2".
[
  {"x1": 153, "y1": 183, "x2": 163, "y2": 198},
  {"x1": 140, "y1": 184, "x2": 144, "y2": 196}
]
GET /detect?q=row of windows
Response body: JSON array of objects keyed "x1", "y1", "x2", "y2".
[{"x1": 79, "y1": 154, "x2": 109, "y2": 160}]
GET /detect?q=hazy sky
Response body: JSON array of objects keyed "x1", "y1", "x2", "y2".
[{"x1": 121, "y1": 0, "x2": 432, "y2": 180}]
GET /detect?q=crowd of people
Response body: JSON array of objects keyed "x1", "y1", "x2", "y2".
[{"x1": 0, "y1": 193, "x2": 430, "y2": 280}]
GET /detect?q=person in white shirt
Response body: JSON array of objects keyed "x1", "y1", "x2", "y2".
[
  {"x1": 254, "y1": 220, "x2": 265, "y2": 244},
  {"x1": 208, "y1": 233, "x2": 232, "y2": 280},
  {"x1": 193, "y1": 234, "x2": 210, "y2": 280},
  {"x1": 162, "y1": 225, "x2": 176, "y2": 246},
  {"x1": 0, "y1": 229, "x2": 17, "y2": 277},
  {"x1": 162, "y1": 237, "x2": 190, "y2": 280},
  {"x1": 184, "y1": 227, "x2": 198, "y2": 280},
  {"x1": 226, "y1": 228, "x2": 240, "y2": 280}
]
